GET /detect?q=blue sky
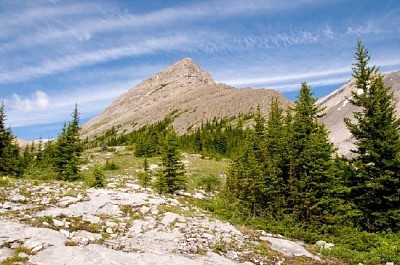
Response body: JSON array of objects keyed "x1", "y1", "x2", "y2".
[{"x1": 1, "y1": 0, "x2": 399, "y2": 140}]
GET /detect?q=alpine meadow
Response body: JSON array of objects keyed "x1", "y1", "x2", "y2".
[{"x1": 1, "y1": 42, "x2": 400, "y2": 265}]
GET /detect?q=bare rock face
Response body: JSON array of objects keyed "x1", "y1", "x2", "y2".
[
  {"x1": 81, "y1": 58, "x2": 291, "y2": 139},
  {"x1": 318, "y1": 70, "x2": 400, "y2": 156}
]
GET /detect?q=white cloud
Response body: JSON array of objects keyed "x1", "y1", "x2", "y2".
[
  {"x1": 9, "y1": 90, "x2": 50, "y2": 112},
  {"x1": 0, "y1": 35, "x2": 191, "y2": 83}
]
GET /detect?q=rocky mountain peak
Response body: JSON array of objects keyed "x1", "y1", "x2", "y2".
[{"x1": 144, "y1": 58, "x2": 215, "y2": 88}]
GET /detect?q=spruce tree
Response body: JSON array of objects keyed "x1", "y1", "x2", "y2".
[
  {"x1": 160, "y1": 128, "x2": 186, "y2": 193},
  {"x1": 290, "y1": 83, "x2": 337, "y2": 224},
  {"x1": 53, "y1": 104, "x2": 83, "y2": 181},
  {"x1": 225, "y1": 132, "x2": 264, "y2": 217},
  {"x1": 0, "y1": 102, "x2": 21, "y2": 176},
  {"x1": 345, "y1": 42, "x2": 400, "y2": 231},
  {"x1": 264, "y1": 98, "x2": 287, "y2": 214}
]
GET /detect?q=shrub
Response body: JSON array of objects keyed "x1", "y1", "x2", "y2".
[
  {"x1": 85, "y1": 166, "x2": 106, "y2": 187},
  {"x1": 103, "y1": 160, "x2": 119, "y2": 170}
]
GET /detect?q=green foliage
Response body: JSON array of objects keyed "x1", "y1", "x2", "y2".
[
  {"x1": 0, "y1": 102, "x2": 22, "y2": 176},
  {"x1": 53, "y1": 104, "x2": 83, "y2": 181},
  {"x1": 138, "y1": 158, "x2": 151, "y2": 187},
  {"x1": 158, "y1": 128, "x2": 186, "y2": 193},
  {"x1": 198, "y1": 175, "x2": 221, "y2": 193},
  {"x1": 103, "y1": 159, "x2": 119, "y2": 170},
  {"x1": 178, "y1": 115, "x2": 249, "y2": 158},
  {"x1": 345, "y1": 41, "x2": 400, "y2": 232},
  {"x1": 85, "y1": 165, "x2": 106, "y2": 188}
]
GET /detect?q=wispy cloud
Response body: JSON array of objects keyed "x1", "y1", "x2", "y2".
[{"x1": 0, "y1": 35, "x2": 191, "y2": 83}]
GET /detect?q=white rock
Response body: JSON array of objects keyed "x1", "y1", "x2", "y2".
[
  {"x1": 161, "y1": 212, "x2": 185, "y2": 226},
  {"x1": 139, "y1": 206, "x2": 150, "y2": 214},
  {"x1": 18, "y1": 252, "x2": 29, "y2": 258},
  {"x1": 80, "y1": 237, "x2": 89, "y2": 245},
  {"x1": 106, "y1": 227, "x2": 113, "y2": 234},
  {"x1": 53, "y1": 219, "x2": 64, "y2": 227},
  {"x1": 315, "y1": 240, "x2": 326, "y2": 247},
  {"x1": 59, "y1": 229, "x2": 70, "y2": 238},
  {"x1": 193, "y1": 192, "x2": 205, "y2": 199},
  {"x1": 324, "y1": 242, "x2": 335, "y2": 249},
  {"x1": 385, "y1": 262, "x2": 394, "y2": 265},
  {"x1": 105, "y1": 221, "x2": 118, "y2": 228},
  {"x1": 0, "y1": 248, "x2": 13, "y2": 261},
  {"x1": 10, "y1": 242, "x2": 20, "y2": 249},
  {"x1": 9, "y1": 194, "x2": 26, "y2": 202},
  {"x1": 82, "y1": 214, "x2": 101, "y2": 224}
]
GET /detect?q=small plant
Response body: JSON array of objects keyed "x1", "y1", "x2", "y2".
[
  {"x1": 103, "y1": 160, "x2": 119, "y2": 170},
  {"x1": 213, "y1": 239, "x2": 227, "y2": 254},
  {"x1": 199, "y1": 175, "x2": 221, "y2": 194},
  {"x1": 40, "y1": 215, "x2": 54, "y2": 224},
  {"x1": 65, "y1": 240, "x2": 79, "y2": 246},
  {"x1": 0, "y1": 177, "x2": 12, "y2": 187},
  {"x1": 138, "y1": 158, "x2": 151, "y2": 187},
  {"x1": 2, "y1": 246, "x2": 33, "y2": 265},
  {"x1": 84, "y1": 165, "x2": 106, "y2": 187}
]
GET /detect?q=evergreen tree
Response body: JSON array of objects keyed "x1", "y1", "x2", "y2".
[
  {"x1": 290, "y1": 83, "x2": 337, "y2": 224},
  {"x1": 264, "y1": 98, "x2": 287, "y2": 214},
  {"x1": 344, "y1": 42, "x2": 400, "y2": 231},
  {"x1": 225, "y1": 132, "x2": 264, "y2": 217},
  {"x1": 0, "y1": 102, "x2": 21, "y2": 176},
  {"x1": 53, "y1": 104, "x2": 83, "y2": 181},
  {"x1": 159, "y1": 128, "x2": 186, "y2": 193}
]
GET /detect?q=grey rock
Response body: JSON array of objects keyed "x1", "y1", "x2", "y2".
[
  {"x1": 0, "y1": 248, "x2": 13, "y2": 261},
  {"x1": 53, "y1": 219, "x2": 64, "y2": 227},
  {"x1": 59, "y1": 229, "x2": 71, "y2": 238},
  {"x1": 82, "y1": 214, "x2": 101, "y2": 224},
  {"x1": 10, "y1": 242, "x2": 20, "y2": 249},
  {"x1": 18, "y1": 252, "x2": 29, "y2": 258},
  {"x1": 315, "y1": 240, "x2": 326, "y2": 247},
  {"x1": 324, "y1": 242, "x2": 335, "y2": 249},
  {"x1": 9, "y1": 193, "x2": 26, "y2": 202},
  {"x1": 105, "y1": 221, "x2": 118, "y2": 228},
  {"x1": 261, "y1": 236, "x2": 320, "y2": 260},
  {"x1": 139, "y1": 205, "x2": 150, "y2": 214}
]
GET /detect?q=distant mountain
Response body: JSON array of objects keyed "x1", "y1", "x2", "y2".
[
  {"x1": 318, "y1": 70, "x2": 400, "y2": 156},
  {"x1": 81, "y1": 58, "x2": 292, "y2": 139}
]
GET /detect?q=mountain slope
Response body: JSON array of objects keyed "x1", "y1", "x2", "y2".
[
  {"x1": 318, "y1": 70, "x2": 400, "y2": 156},
  {"x1": 82, "y1": 58, "x2": 291, "y2": 139}
]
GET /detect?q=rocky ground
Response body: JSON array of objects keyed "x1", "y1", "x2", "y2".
[{"x1": 0, "y1": 176, "x2": 327, "y2": 265}]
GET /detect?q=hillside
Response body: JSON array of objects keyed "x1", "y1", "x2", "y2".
[
  {"x1": 318, "y1": 70, "x2": 400, "y2": 156},
  {"x1": 81, "y1": 58, "x2": 291, "y2": 139}
]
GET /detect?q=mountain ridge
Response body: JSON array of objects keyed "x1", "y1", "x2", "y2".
[
  {"x1": 81, "y1": 58, "x2": 292, "y2": 139},
  {"x1": 319, "y1": 70, "x2": 400, "y2": 156}
]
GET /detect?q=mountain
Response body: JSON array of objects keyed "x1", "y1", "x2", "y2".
[
  {"x1": 318, "y1": 70, "x2": 400, "y2": 156},
  {"x1": 81, "y1": 58, "x2": 291, "y2": 139}
]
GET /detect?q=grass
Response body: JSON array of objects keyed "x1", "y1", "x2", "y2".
[{"x1": 1, "y1": 246, "x2": 33, "y2": 265}]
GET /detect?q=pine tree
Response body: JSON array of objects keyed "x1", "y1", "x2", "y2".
[
  {"x1": 344, "y1": 42, "x2": 400, "y2": 231},
  {"x1": 225, "y1": 132, "x2": 264, "y2": 217},
  {"x1": 290, "y1": 83, "x2": 337, "y2": 224},
  {"x1": 264, "y1": 98, "x2": 287, "y2": 214},
  {"x1": 0, "y1": 102, "x2": 21, "y2": 176},
  {"x1": 53, "y1": 104, "x2": 83, "y2": 181},
  {"x1": 159, "y1": 128, "x2": 186, "y2": 193}
]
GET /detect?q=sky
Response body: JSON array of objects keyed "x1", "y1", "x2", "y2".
[{"x1": 1, "y1": 0, "x2": 399, "y2": 140}]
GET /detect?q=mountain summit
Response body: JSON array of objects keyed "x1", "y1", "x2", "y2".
[{"x1": 81, "y1": 58, "x2": 291, "y2": 139}]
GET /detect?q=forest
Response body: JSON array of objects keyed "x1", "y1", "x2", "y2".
[{"x1": 1, "y1": 42, "x2": 399, "y2": 264}]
